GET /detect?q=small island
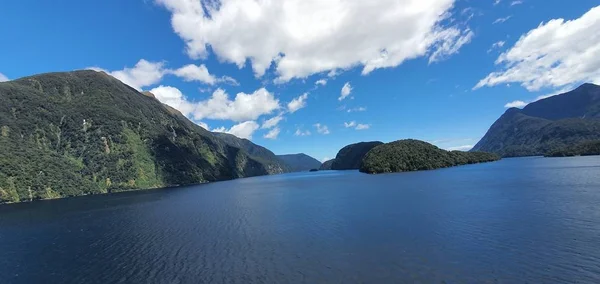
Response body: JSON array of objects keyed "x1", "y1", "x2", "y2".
[{"x1": 359, "y1": 139, "x2": 500, "y2": 174}]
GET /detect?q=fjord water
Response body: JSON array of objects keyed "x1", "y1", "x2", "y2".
[{"x1": 1, "y1": 157, "x2": 600, "y2": 283}]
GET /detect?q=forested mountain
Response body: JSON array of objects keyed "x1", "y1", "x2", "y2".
[
  {"x1": 0, "y1": 70, "x2": 282, "y2": 203},
  {"x1": 360, "y1": 139, "x2": 500, "y2": 174},
  {"x1": 546, "y1": 140, "x2": 600, "y2": 157},
  {"x1": 331, "y1": 141, "x2": 383, "y2": 170},
  {"x1": 276, "y1": 153, "x2": 321, "y2": 172},
  {"x1": 319, "y1": 159, "x2": 334, "y2": 170},
  {"x1": 472, "y1": 83, "x2": 600, "y2": 157},
  {"x1": 213, "y1": 132, "x2": 289, "y2": 173}
]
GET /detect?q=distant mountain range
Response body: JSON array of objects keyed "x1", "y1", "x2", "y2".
[
  {"x1": 472, "y1": 83, "x2": 600, "y2": 157},
  {"x1": 276, "y1": 154, "x2": 322, "y2": 172},
  {"x1": 0, "y1": 70, "x2": 286, "y2": 203}
]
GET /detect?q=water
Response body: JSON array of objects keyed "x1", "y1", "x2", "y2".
[{"x1": 1, "y1": 156, "x2": 600, "y2": 283}]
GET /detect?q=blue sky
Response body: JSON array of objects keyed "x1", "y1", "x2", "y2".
[{"x1": 1, "y1": 0, "x2": 599, "y2": 161}]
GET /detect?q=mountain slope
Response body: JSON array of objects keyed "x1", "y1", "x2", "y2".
[
  {"x1": 319, "y1": 159, "x2": 334, "y2": 170},
  {"x1": 331, "y1": 141, "x2": 383, "y2": 170},
  {"x1": 212, "y1": 132, "x2": 289, "y2": 173},
  {"x1": 472, "y1": 83, "x2": 600, "y2": 157},
  {"x1": 0, "y1": 70, "x2": 277, "y2": 203},
  {"x1": 276, "y1": 153, "x2": 321, "y2": 172}
]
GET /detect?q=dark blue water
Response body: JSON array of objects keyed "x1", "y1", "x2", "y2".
[{"x1": 1, "y1": 156, "x2": 600, "y2": 283}]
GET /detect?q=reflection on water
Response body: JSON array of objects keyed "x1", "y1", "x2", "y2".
[{"x1": 1, "y1": 156, "x2": 600, "y2": 283}]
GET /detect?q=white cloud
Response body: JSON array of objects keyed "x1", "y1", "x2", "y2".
[
  {"x1": 315, "y1": 79, "x2": 327, "y2": 86},
  {"x1": 347, "y1": 107, "x2": 367, "y2": 113},
  {"x1": 213, "y1": 121, "x2": 260, "y2": 140},
  {"x1": 510, "y1": 1, "x2": 523, "y2": 6},
  {"x1": 264, "y1": 127, "x2": 281, "y2": 139},
  {"x1": 475, "y1": 6, "x2": 600, "y2": 91},
  {"x1": 170, "y1": 64, "x2": 216, "y2": 84},
  {"x1": 314, "y1": 123, "x2": 330, "y2": 135},
  {"x1": 92, "y1": 59, "x2": 166, "y2": 90},
  {"x1": 149, "y1": 85, "x2": 195, "y2": 115},
  {"x1": 195, "y1": 121, "x2": 209, "y2": 130},
  {"x1": 493, "y1": 16, "x2": 512, "y2": 24},
  {"x1": 294, "y1": 129, "x2": 311, "y2": 136},
  {"x1": 494, "y1": 0, "x2": 502, "y2": 6},
  {"x1": 339, "y1": 82, "x2": 353, "y2": 101},
  {"x1": 193, "y1": 88, "x2": 280, "y2": 121},
  {"x1": 428, "y1": 28, "x2": 474, "y2": 63},
  {"x1": 262, "y1": 115, "x2": 284, "y2": 129},
  {"x1": 447, "y1": 145, "x2": 474, "y2": 151},
  {"x1": 157, "y1": 0, "x2": 473, "y2": 82},
  {"x1": 355, "y1": 124, "x2": 371, "y2": 130},
  {"x1": 504, "y1": 100, "x2": 527, "y2": 108},
  {"x1": 0, "y1": 72, "x2": 8, "y2": 82},
  {"x1": 344, "y1": 121, "x2": 357, "y2": 128},
  {"x1": 488, "y1": 41, "x2": 505, "y2": 53},
  {"x1": 287, "y1": 93, "x2": 309, "y2": 113}
]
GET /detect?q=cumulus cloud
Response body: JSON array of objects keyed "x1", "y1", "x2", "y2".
[
  {"x1": 315, "y1": 79, "x2": 327, "y2": 86},
  {"x1": 494, "y1": 0, "x2": 502, "y2": 5},
  {"x1": 157, "y1": 0, "x2": 473, "y2": 82},
  {"x1": 294, "y1": 129, "x2": 311, "y2": 136},
  {"x1": 262, "y1": 115, "x2": 284, "y2": 129},
  {"x1": 493, "y1": 16, "x2": 512, "y2": 24},
  {"x1": 355, "y1": 124, "x2": 370, "y2": 130},
  {"x1": 149, "y1": 85, "x2": 195, "y2": 115},
  {"x1": 288, "y1": 93, "x2": 308, "y2": 113},
  {"x1": 475, "y1": 6, "x2": 600, "y2": 91},
  {"x1": 195, "y1": 121, "x2": 209, "y2": 130},
  {"x1": 314, "y1": 123, "x2": 330, "y2": 135},
  {"x1": 193, "y1": 88, "x2": 280, "y2": 121},
  {"x1": 264, "y1": 127, "x2": 281, "y2": 139},
  {"x1": 170, "y1": 64, "x2": 216, "y2": 84},
  {"x1": 0, "y1": 72, "x2": 8, "y2": 82},
  {"x1": 90, "y1": 60, "x2": 238, "y2": 90},
  {"x1": 339, "y1": 82, "x2": 353, "y2": 101},
  {"x1": 90, "y1": 59, "x2": 166, "y2": 90},
  {"x1": 504, "y1": 100, "x2": 527, "y2": 108},
  {"x1": 213, "y1": 121, "x2": 260, "y2": 140}
]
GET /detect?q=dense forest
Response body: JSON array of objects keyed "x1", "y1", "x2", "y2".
[
  {"x1": 360, "y1": 139, "x2": 500, "y2": 174},
  {"x1": 545, "y1": 140, "x2": 600, "y2": 157},
  {"x1": 0, "y1": 71, "x2": 281, "y2": 203},
  {"x1": 473, "y1": 83, "x2": 600, "y2": 157}
]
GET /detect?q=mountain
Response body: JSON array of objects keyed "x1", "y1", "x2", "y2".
[
  {"x1": 472, "y1": 83, "x2": 600, "y2": 157},
  {"x1": 331, "y1": 141, "x2": 383, "y2": 170},
  {"x1": 213, "y1": 132, "x2": 289, "y2": 173},
  {"x1": 276, "y1": 153, "x2": 321, "y2": 172},
  {"x1": 0, "y1": 70, "x2": 281, "y2": 203},
  {"x1": 360, "y1": 139, "x2": 500, "y2": 174},
  {"x1": 319, "y1": 159, "x2": 334, "y2": 170}
]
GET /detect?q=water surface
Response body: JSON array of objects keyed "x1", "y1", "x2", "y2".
[{"x1": 1, "y1": 156, "x2": 600, "y2": 283}]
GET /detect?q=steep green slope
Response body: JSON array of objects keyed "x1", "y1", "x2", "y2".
[
  {"x1": 546, "y1": 140, "x2": 600, "y2": 157},
  {"x1": 212, "y1": 132, "x2": 289, "y2": 174},
  {"x1": 0, "y1": 70, "x2": 274, "y2": 203},
  {"x1": 360, "y1": 139, "x2": 500, "y2": 174},
  {"x1": 331, "y1": 141, "x2": 383, "y2": 170},
  {"x1": 473, "y1": 83, "x2": 600, "y2": 157},
  {"x1": 276, "y1": 153, "x2": 321, "y2": 172}
]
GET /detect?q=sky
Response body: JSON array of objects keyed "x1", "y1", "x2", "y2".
[{"x1": 1, "y1": 0, "x2": 599, "y2": 162}]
